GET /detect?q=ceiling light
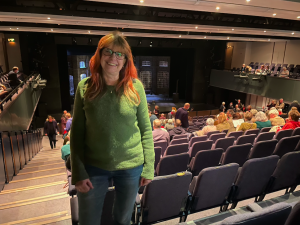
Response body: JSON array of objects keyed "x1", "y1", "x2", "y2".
[
  {"x1": 179, "y1": 35, "x2": 181, "y2": 37},
  {"x1": 150, "y1": 45, "x2": 152, "y2": 47},
  {"x1": 232, "y1": 29, "x2": 234, "y2": 31},
  {"x1": 17, "y1": 28, "x2": 19, "y2": 29},
  {"x1": 273, "y1": 13, "x2": 276, "y2": 16},
  {"x1": 204, "y1": 36, "x2": 206, "y2": 39},
  {"x1": 268, "y1": 39, "x2": 270, "y2": 41},
  {"x1": 9, "y1": 28, "x2": 11, "y2": 29},
  {"x1": 246, "y1": 0, "x2": 250, "y2": 2},
  {"x1": 140, "y1": 0, "x2": 144, "y2": 2},
  {"x1": 47, "y1": 17, "x2": 50, "y2": 19},
  {"x1": 51, "y1": 29, "x2": 53, "y2": 31},
  {"x1": 292, "y1": 32, "x2": 295, "y2": 35},
  {"x1": 195, "y1": 26, "x2": 198, "y2": 29},
  {"x1": 297, "y1": 16, "x2": 300, "y2": 19},
  {"x1": 227, "y1": 37, "x2": 230, "y2": 39},
  {"x1": 216, "y1": 6, "x2": 220, "y2": 10},
  {"x1": 88, "y1": 31, "x2": 90, "y2": 33},
  {"x1": 264, "y1": 31, "x2": 266, "y2": 33}
]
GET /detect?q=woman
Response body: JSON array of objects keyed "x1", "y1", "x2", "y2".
[
  {"x1": 70, "y1": 31, "x2": 154, "y2": 225},
  {"x1": 279, "y1": 67, "x2": 289, "y2": 77},
  {"x1": 250, "y1": 109, "x2": 258, "y2": 122},
  {"x1": 165, "y1": 119, "x2": 174, "y2": 130},
  {"x1": 246, "y1": 105, "x2": 252, "y2": 112},
  {"x1": 216, "y1": 112, "x2": 230, "y2": 132},
  {"x1": 194, "y1": 118, "x2": 216, "y2": 136},
  {"x1": 237, "y1": 112, "x2": 257, "y2": 133},
  {"x1": 280, "y1": 109, "x2": 300, "y2": 131},
  {"x1": 159, "y1": 113, "x2": 166, "y2": 120},
  {"x1": 60, "y1": 110, "x2": 67, "y2": 134},
  {"x1": 255, "y1": 111, "x2": 271, "y2": 130}
]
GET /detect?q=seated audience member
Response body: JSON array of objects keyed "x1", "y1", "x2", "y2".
[
  {"x1": 228, "y1": 102, "x2": 234, "y2": 110},
  {"x1": 250, "y1": 109, "x2": 258, "y2": 122},
  {"x1": 65, "y1": 113, "x2": 73, "y2": 133},
  {"x1": 61, "y1": 141, "x2": 70, "y2": 161},
  {"x1": 241, "y1": 63, "x2": 246, "y2": 72},
  {"x1": 279, "y1": 67, "x2": 289, "y2": 77},
  {"x1": 227, "y1": 112, "x2": 242, "y2": 134},
  {"x1": 193, "y1": 118, "x2": 216, "y2": 137},
  {"x1": 159, "y1": 113, "x2": 166, "y2": 120},
  {"x1": 219, "y1": 102, "x2": 226, "y2": 112},
  {"x1": 237, "y1": 99, "x2": 243, "y2": 111},
  {"x1": 239, "y1": 111, "x2": 245, "y2": 119},
  {"x1": 289, "y1": 100, "x2": 300, "y2": 112},
  {"x1": 265, "y1": 110, "x2": 270, "y2": 119},
  {"x1": 278, "y1": 108, "x2": 300, "y2": 132},
  {"x1": 246, "y1": 105, "x2": 252, "y2": 112},
  {"x1": 188, "y1": 116, "x2": 194, "y2": 126},
  {"x1": 7, "y1": 66, "x2": 21, "y2": 88},
  {"x1": 154, "y1": 105, "x2": 160, "y2": 118},
  {"x1": 267, "y1": 100, "x2": 277, "y2": 110},
  {"x1": 165, "y1": 119, "x2": 174, "y2": 131},
  {"x1": 63, "y1": 130, "x2": 70, "y2": 145},
  {"x1": 269, "y1": 108, "x2": 286, "y2": 132},
  {"x1": 234, "y1": 104, "x2": 240, "y2": 112},
  {"x1": 278, "y1": 109, "x2": 283, "y2": 115},
  {"x1": 265, "y1": 65, "x2": 271, "y2": 75},
  {"x1": 237, "y1": 112, "x2": 257, "y2": 133},
  {"x1": 169, "y1": 119, "x2": 186, "y2": 140},
  {"x1": 0, "y1": 83, "x2": 12, "y2": 100},
  {"x1": 168, "y1": 107, "x2": 177, "y2": 119},
  {"x1": 152, "y1": 119, "x2": 170, "y2": 144},
  {"x1": 216, "y1": 112, "x2": 230, "y2": 132},
  {"x1": 255, "y1": 111, "x2": 271, "y2": 130},
  {"x1": 149, "y1": 110, "x2": 157, "y2": 130},
  {"x1": 246, "y1": 66, "x2": 252, "y2": 73},
  {"x1": 275, "y1": 98, "x2": 285, "y2": 110}
]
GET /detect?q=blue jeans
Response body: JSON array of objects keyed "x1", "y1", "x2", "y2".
[{"x1": 78, "y1": 164, "x2": 143, "y2": 225}]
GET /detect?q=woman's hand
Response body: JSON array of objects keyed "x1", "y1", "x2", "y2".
[
  {"x1": 75, "y1": 179, "x2": 94, "y2": 193},
  {"x1": 140, "y1": 177, "x2": 152, "y2": 187}
]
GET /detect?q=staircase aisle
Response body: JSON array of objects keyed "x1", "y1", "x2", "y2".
[{"x1": 0, "y1": 136, "x2": 71, "y2": 225}]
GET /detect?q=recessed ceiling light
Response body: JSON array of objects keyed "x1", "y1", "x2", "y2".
[
  {"x1": 47, "y1": 17, "x2": 50, "y2": 19},
  {"x1": 297, "y1": 16, "x2": 300, "y2": 19},
  {"x1": 216, "y1": 6, "x2": 220, "y2": 10},
  {"x1": 246, "y1": 0, "x2": 250, "y2": 2},
  {"x1": 204, "y1": 36, "x2": 206, "y2": 38},
  {"x1": 268, "y1": 39, "x2": 270, "y2": 41},
  {"x1": 227, "y1": 37, "x2": 230, "y2": 39},
  {"x1": 195, "y1": 26, "x2": 198, "y2": 29},
  {"x1": 232, "y1": 29, "x2": 234, "y2": 31},
  {"x1": 17, "y1": 28, "x2": 19, "y2": 29},
  {"x1": 292, "y1": 32, "x2": 295, "y2": 35},
  {"x1": 273, "y1": 13, "x2": 276, "y2": 16},
  {"x1": 9, "y1": 28, "x2": 11, "y2": 29},
  {"x1": 179, "y1": 35, "x2": 181, "y2": 37},
  {"x1": 140, "y1": 0, "x2": 144, "y2": 2},
  {"x1": 264, "y1": 31, "x2": 266, "y2": 32},
  {"x1": 88, "y1": 31, "x2": 90, "y2": 33},
  {"x1": 150, "y1": 45, "x2": 152, "y2": 47},
  {"x1": 51, "y1": 29, "x2": 53, "y2": 31}
]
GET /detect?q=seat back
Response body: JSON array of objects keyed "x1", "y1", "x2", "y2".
[
  {"x1": 221, "y1": 144, "x2": 252, "y2": 167},
  {"x1": 154, "y1": 147, "x2": 161, "y2": 171},
  {"x1": 189, "y1": 140, "x2": 213, "y2": 158},
  {"x1": 248, "y1": 139, "x2": 278, "y2": 159},
  {"x1": 170, "y1": 138, "x2": 188, "y2": 146},
  {"x1": 214, "y1": 137, "x2": 235, "y2": 152},
  {"x1": 154, "y1": 141, "x2": 168, "y2": 156},
  {"x1": 208, "y1": 133, "x2": 226, "y2": 144},
  {"x1": 191, "y1": 149, "x2": 223, "y2": 177},
  {"x1": 27, "y1": 133, "x2": 35, "y2": 157},
  {"x1": 173, "y1": 134, "x2": 188, "y2": 140},
  {"x1": 0, "y1": 133, "x2": 6, "y2": 191},
  {"x1": 255, "y1": 132, "x2": 275, "y2": 144},
  {"x1": 244, "y1": 129, "x2": 260, "y2": 137},
  {"x1": 141, "y1": 172, "x2": 192, "y2": 224},
  {"x1": 285, "y1": 200, "x2": 300, "y2": 225},
  {"x1": 21, "y1": 131, "x2": 31, "y2": 161},
  {"x1": 235, "y1": 134, "x2": 256, "y2": 145},
  {"x1": 220, "y1": 203, "x2": 291, "y2": 225},
  {"x1": 206, "y1": 130, "x2": 220, "y2": 138},
  {"x1": 164, "y1": 143, "x2": 188, "y2": 156},
  {"x1": 227, "y1": 131, "x2": 244, "y2": 140},
  {"x1": 274, "y1": 129, "x2": 293, "y2": 141},
  {"x1": 190, "y1": 163, "x2": 239, "y2": 211},
  {"x1": 0, "y1": 132, "x2": 14, "y2": 182},
  {"x1": 233, "y1": 155, "x2": 279, "y2": 202},
  {"x1": 189, "y1": 136, "x2": 208, "y2": 148},
  {"x1": 260, "y1": 127, "x2": 271, "y2": 133},
  {"x1": 156, "y1": 153, "x2": 189, "y2": 176},
  {"x1": 16, "y1": 131, "x2": 27, "y2": 165},
  {"x1": 9, "y1": 131, "x2": 21, "y2": 173},
  {"x1": 292, "y1": 127, "x2": 300, "y2": 136},
  {"x1": 269, "y1": 151, "x2": 300, "y2": 193},
  {"x1": 273, "y1": 136, "x2": 300, "y2": 158}
]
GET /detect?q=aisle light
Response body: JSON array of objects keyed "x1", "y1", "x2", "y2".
[
  {"x1": 204, "y1": 36, "x2": 206, "y2": 38},
  {"x1": 292, "y1": 32, "x2": 295, "y2": 35},
  {"x1": 273, "y1": 13, "x2": 276, "y2": 16},
  {"x1": 179, "y1": 35, "x2": 181, "y2": 37},
  {"x1": 47, "y1": 17, "x2": 51, "y2": 19},
  {"x1": 216, "y1": 6, "x2": 220, "y2": 10},
  {"x1": 195, "y1": 26, "x2": 198, "y2": 29},
  {"x1": 227, "y1": 37, "x2": 230, "y2": 39}
]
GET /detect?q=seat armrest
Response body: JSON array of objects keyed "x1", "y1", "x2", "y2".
[
  {"x1": 189, "y1": 176, "x2": 197, "y2": 194},
  {"x1": 246, "y1": 203, "x2": 263, "y2": 212}
]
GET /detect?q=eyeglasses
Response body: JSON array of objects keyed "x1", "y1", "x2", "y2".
[{"x1": 102, "y1": 48, "x2": 126, "y2": 60}]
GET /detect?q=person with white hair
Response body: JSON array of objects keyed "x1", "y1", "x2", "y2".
[
  {"x1": 219, "y1": 102, "x2": 226, "y2": 112},
  {"x1": 279, "y1": 67, "x2": 289, "y2": 77},
  {"x1": 254, "y1": 111, "x2": 271, "y2": 130},
  {"x1": 269, "y1": 108, "x2": 285, "y2": 132},
  {"x1": 165, "y1": 119, "x2": 174, "y2": 131},
  {"x1": 194, "y1": 118, "x2": 217, "y2": 137},
  {"x1": 152, "y1": 119, "x2": 170, "y2": 144}
]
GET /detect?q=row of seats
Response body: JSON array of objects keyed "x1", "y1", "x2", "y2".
[
  {"x1": 0, "y1": 130, "x2": 42, "y2": 191},
  {"x1": 69, "y1": 151, "x2": 300, "y2": 224},
  {"x1": 234, "y1": 63, "x2": 300, "y2": 75},
  {"x1": 0, "y1": 74, "x2": 10, "y2": 100}
]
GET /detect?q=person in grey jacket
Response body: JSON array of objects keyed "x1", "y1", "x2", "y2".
[{"x1": 168, "y1": 119, "x2": 186, "y2": 140}]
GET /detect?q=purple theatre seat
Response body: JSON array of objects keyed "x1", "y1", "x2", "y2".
[
  {"x1": 227, "y1": 131, "x2": 244, "y2": 140},
  {"x1": 154, "y1": 140, "x2": 168, "y2": 157},
  {"x1": 164, "y1": 143, "x2": 189, "y2": 156},
  {"x1": 254, "y1": 132, "x2": 275, "y2": 144}
]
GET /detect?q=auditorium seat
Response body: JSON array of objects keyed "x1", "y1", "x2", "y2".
[
  {"x1": 9, "y1": 131, "x2": 21, "y2": 173},
  {"x1": 208, "y1": 133, "x2": 226, "y2": 144},
  {"x1": 68, "y1": 177, "x2": 77, "y2": 196},
  {"x1": 0, "y1": 137, "x2": 5, "y2": 191},
  {"x1": 164, "y1": 143, "x2": 188, "y2": 156},
  {"x1": 272, "y1": 136, "x2": 300, "y2": 158},
  {"x1": 292, "y1": 127, "x2": 300, "y2": 136},
  {"x1": 206, "y1": 130, "x2": 220, "y2": 138},
  {"x1": 260, "y1": 127, "x2": 271, "y2": 133},
  {"x1": 154, "y1": 140, "x2": 168, "y2": 156},
  {"x1": 189, "y1": 136, "x2": 208, "y2": 149},
  {"x1": 154, "y1": 147, "x2": 161, "y2": 171},
  {"x1": 248, "y1": 139, "x2": 278, "y2": 159},
  {"x1": 189, "y1": 149, "x2": 223, "y2": 177},
  {"x1": 258, "y1": 152, "x2": 300, "y2": 201},
  {"x1": 254, "y1": 132, "x2": 275, "y2": 144},
  {"x1": 235, "y1": 134, "x2": 256, "y2": 145},
  {"x1": 212, "y1": 136, "x2": 235, "y2": 151},
  {"x1": 284, "y1": 200, "x2": 300, "y2": 225},
  {"x1": 170, "y1": 138, "x2": 188, "y2": 146},
  {"x1": 221, "y1": 143, "x2": 252, "y2": 167},
  {"x1": 156, "y1": 153, "x2": 189, "y2": 176},
  {"x1": 188, "y1": 140, "x2": 213, "y2": 158},
  {"x1": 228, "y1": 155, "x2": 279, "y2": 209},
  {"x1": 227, "y1": 131, "x2": 244, "y2": 140},
  {"x1": 244, "y1": 129, "x2": 260, "y2": 137},
  {"x1": 185, "y1": 163, "x2": 239, "y2": 220},
  {"x1": 173, "y1": 134, "x2": 188, "y2": 140},
  {"x1": 16, "y1": 131, "x2": 27, "y2": 165},
  {"x1": 0, "y1": 132, "x2": 15, "y2": 182},
  {"x1": 134, "y1": 172, "x2": 192, "y2": 224},
  {"x1": 274, "y1": 129, "x2": 293, "y2": 141}
]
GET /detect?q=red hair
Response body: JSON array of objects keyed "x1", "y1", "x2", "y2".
[{"x1": 85, "y1": 31, "x2": 140, "y2": 105}]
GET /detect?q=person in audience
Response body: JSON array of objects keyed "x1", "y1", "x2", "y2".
[
  {"x1": 241, "y1": 63, "x2": 246, "y2": 72},
  {"x1": 227, "y1": 112, "x2": 241, "y2": 134},
  {"x1": 239, "y1": 111, "x2": 244, "y2": 119},
  {"x1": 165, "y1": 119, "x2": 174, "y2": 131},
  {"x1": 153, "y1": 105, "x2": 159, "y2": 118},
  {"x1": 175, "y1": 103, "x2": 190, "y2": 129},
  {"x1": 188, "y1": 116, "x2": 194, "y2": 126},
  {"x1": 152, "y1": 119, "x2": 170, "y2": 144},
  {"x1": 279, "y1": 67, "x2": 289, "y2": 77},
  {"x1": 265, "y1": 65, "x2": 271, "y2": 75},
  {"x1": 255, "y1": 65, "x2": 265, "y2": 74},
  {"x1": 60, "y1": 110, "x2": 68, "y2": 134},
  {"x1": 167, "y1": 107, "x2": 176, "y2": 119},
  {"x1": 216, "y1": 112, "x2": 230, "y2": 132},
  {"x1": 219, "y1": 102, "x2": 226, "y2": 112},
  {"x1": 278, "y1": 109, "x2": 300, "y2": 132},
  {"x1": 267, "y1": 100, "x2": 277, "y2": 110},
  {"x1": 269, "y1": 108, "x2": 286, "y2": 132},
  {"x1": 0, "y1": 83, "x2": 12, "y2": 100},
  {"x1": 289, "y1": 100, "x2": 300, "y2": 112},
  {"x1": 63, "y1": 130, "x2": 71, "y2": 145},
  {"x1": 237, "y1": 112, "x2": 257, "y2": 133},
  {"x1": 228, "y1": 102, "x2": 234, "y2": 110},
  {"x1": 254, "y1": 111, "x2": 271, "y2": 130},
  {"x1": 61, "y1": 141, "x2": 71, "y2": 161},
  {"x1": 250, "y1": 109, "x2": 258, "y2": 122},
  {"x1": 7, "y1": 66, "x2": 21, "y2": 89},
  {"x1": 237, "y1": 99, "x2": 243, "y2": 110},
  {"x1": 169, "y1": 119, "x2": 186, "y2": 140},
  {"x1": 275, "y1": 98, "x2": 285, "y2": 110},
  {"x1": 285, "y1": 107, "x2": 298, "y2": 123},
  {"x1": 159, "y1": 113, "x2": 166, "y2": 120},
  {"x1": 194, "y1": 118, "x2": 216, "y2": 137},
  {"x1": 70, "y1": 31, "x2": 154, "y2": 225},
  {"x1": 246, "y1": 65, "x2": 252, "y2": 73},
  {"x1": 44, "y1": 115, "x2": 59, "y2": 149},
  {"x1": 234, "y1": 104, "x2": 240, "y2": 112},
  {"x1": 149, "y1": 110, "x2": 157, "y2": 130},
  {"x1": 65, "y1": 113, "x2": 72, "y2": 133},
  {"x1": 246, "y1": 105, "x2": 252, "y2": 112}
]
